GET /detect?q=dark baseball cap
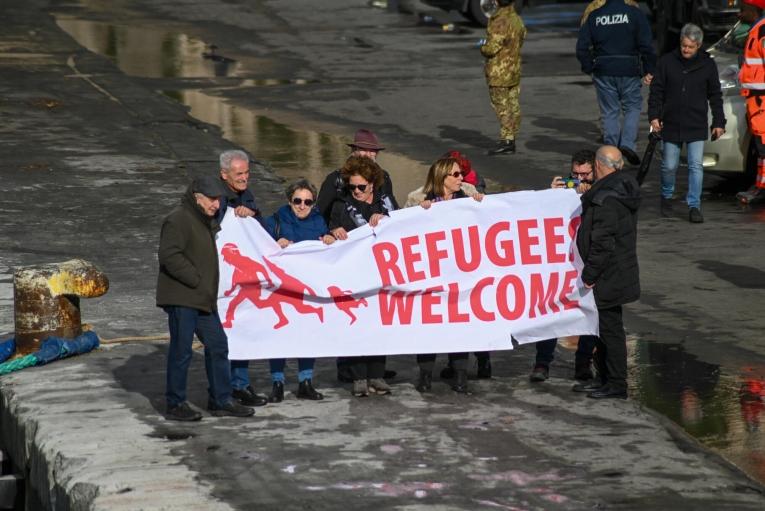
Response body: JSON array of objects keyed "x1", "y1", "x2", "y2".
[{"x1": 192, "y1": 175, "x2": 227, "y2": 198}]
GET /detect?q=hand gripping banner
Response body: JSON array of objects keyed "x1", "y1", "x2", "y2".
[{"x1": 217, "y1": 189, "x2": 598, "y2": 360}]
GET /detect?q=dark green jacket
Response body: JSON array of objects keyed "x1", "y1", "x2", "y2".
[{"x1": 156, "y1": 186, "x2": 221, "y2": 312}]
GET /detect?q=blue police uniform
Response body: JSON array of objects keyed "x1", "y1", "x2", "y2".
[{"x1": 576, "y1": 0, "x2": 655, "y2": 153}]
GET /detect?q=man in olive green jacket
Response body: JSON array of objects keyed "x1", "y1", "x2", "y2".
[
  {"x1": 157, "y1": 175, "x2": 254, "y2": 421},
  {"x1": 481, "y1": 0, "x2": 526, "y2": 155}
]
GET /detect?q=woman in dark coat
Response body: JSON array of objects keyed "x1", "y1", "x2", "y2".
[
  {"x1": 648, "y1": 23, "x2": 725, "y2": 223},
  {"x1": 262, "y1": 179, "x2": 335, "y2": 403},
  {"x1": 328, "y1": 155, "x2": 397, "y2": 397}
]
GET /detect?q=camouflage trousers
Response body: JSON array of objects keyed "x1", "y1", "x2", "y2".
[{"x1": 489, "y1": 85, "x2": 521, "y2": 140}]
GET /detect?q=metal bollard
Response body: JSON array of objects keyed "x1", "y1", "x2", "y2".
[{"x1": 13, "y1": 259, "x2": 108, "y2": 355}]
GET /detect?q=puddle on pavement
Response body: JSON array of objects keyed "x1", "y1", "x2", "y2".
[
  {"x1": 630, "y1": 339, "x2": 765, "y2": 485},
  {"x1": 55, "y1": 16, "x2": 251, "y2": 78},
  {"x1": 162, "y1": 89, "x2": 429, "y2": 206}
]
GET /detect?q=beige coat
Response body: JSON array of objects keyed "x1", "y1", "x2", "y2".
[{"x1": 404, "y1": 182, "x2": 479, "y2": 208}]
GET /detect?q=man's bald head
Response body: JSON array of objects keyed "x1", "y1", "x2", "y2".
[{"x1": 594, "y1": 145, "x2": 624, "y2": 180}]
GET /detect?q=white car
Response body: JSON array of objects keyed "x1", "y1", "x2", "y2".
[{"x1": 704, "y1": 22, "x2": 753, "y2": 176}]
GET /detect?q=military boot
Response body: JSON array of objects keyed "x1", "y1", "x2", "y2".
[{"x1": 488, "y1": 139, "x2": 516, "y2": 155}]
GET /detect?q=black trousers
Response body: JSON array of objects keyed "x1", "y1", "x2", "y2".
[
  {"x1": 594, "y1": 305, "x2": 627, "y2": 390},
  {"x1": 417, "y1": 352, "x2": 469, "y2": 371},
  {"x1": 349, "y1": 356, "x2": 386, "y2": 380}
]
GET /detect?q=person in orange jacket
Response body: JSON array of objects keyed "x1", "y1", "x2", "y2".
[{"x1": 737, "y1": 0, "x2": 765, "y2": 204}]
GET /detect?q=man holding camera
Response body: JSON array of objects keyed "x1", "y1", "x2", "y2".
[{"x1": 529, "y1": 150, "x2": 598, "y2": 383}]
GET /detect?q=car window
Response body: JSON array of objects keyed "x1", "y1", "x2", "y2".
[{"x1": 714, "y1": 22, "x2": 750, "y2": 54}]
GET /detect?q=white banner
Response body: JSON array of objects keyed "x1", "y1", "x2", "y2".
[{"x1": 217, "y1": 189, "x2": 598, "y2": 360}]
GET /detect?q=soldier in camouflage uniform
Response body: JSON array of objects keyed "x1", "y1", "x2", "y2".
[{"x1": 481, "y1": 0, "x2": 526, "y2": 155}]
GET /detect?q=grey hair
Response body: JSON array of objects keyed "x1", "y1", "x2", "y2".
[
  {"x1": 596, "y1": 153, "x2": 624, "y2": 170},
  {"x1": 219, "y1": 149, "x2": 249, "y2": 171},
  {"x1": 680, "y1": 23, "x2": 703, "y2": 45},
  {"x1": 285, "y1": 178, "x2": 318, "y2": 202}
]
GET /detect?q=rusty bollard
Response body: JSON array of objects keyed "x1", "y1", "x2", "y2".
[{"x1": 13, "y1": 259, "x2": 109, "y2": 355}]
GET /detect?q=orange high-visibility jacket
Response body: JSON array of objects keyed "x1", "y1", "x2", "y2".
[{"x1": 740, "y1": 18, "x2": 765, "y2": 137}]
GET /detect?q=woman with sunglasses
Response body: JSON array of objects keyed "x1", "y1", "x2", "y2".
[
  {"x1": 262, "y1": 179, "x2": 335, "y2": 403},
  {"x1": 328, "y1": 155, "x2": 398, "y2": 397},
  {"x1": 407, "y1": 157, "x2": 484, "y2": 394}
]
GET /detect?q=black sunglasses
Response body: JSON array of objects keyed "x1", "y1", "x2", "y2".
[
  {"x1": 448, "y1": 171, "x2": 463, "y2": 178},
  {"x1": 291, "y1": 197, "x2": 315, "y2": 206},
  {"x1": 348, "y1": 184, "x2": 368, "y2": 192}
]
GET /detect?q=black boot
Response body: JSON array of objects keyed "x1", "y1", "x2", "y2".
[
  {"x1": 416, "y1": 369, "x2": 432, "y2": 392},
  {"x1": 476, "y1": 357, "x2": 492, "y2": 379},
  {"x1": 440, "y1": 362, "x2": 456, "y2": 379},
  {"x1": 268, "y1": 381, "x2": 284, "y2": 403},
  {"x1": 451, "y1": 369, "x2": 469, "y2": 394},
  {"x1": 297, "y1": 379, "x2": 324, "y2": 400},
  {"x1": 488, "y1": 139, "x2": 516, "y2": 155},
  {"x1": 574, "y1": 360, "x2": 594, "y2": 381}
]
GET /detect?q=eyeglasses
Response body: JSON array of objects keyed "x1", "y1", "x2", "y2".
[
  {"x1": 448, "y1": 171, "x2": 463, "y2": 178},
  {"x1": 348, "y1": 184, "x2": 368, "y2": 192},
  {"x1": 291, "y1": 197, "x2": 315, "y2": 206}
]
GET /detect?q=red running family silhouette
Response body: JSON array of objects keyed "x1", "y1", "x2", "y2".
[{"x1": 220, "y1": 243, "x2": 367, "y2": 329}]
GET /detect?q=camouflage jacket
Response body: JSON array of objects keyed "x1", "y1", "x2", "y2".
[{"x1": 480, "y1": 4, "x2": 527, "y2": 87}]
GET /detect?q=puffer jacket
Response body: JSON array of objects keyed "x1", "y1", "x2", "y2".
[
  {"x1": 576, "y1": 170, "x2": 641, "y2": 308},
  {"x1": 264, "y1": 204, "x2": 330, "y2": 242}
]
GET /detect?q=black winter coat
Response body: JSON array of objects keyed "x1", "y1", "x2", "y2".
[
  {"x1": 156, "y1": 187, "x2": 221, "y2": 312},
  {"x1": 577, "y1": 170, "x2": 641, "y2": 308},
  {"x1": 647, "y1": 49, "x2": 725, "y2": 143},
  {"x1": 317, "y1": 168, "x2": 398, "y2": 223},
  {"x1": 328, "y1": 191, "x2": 396, "y2": 233}
]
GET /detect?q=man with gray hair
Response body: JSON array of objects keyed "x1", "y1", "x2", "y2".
[
  {"x1": 216, "y1": 149, "x2": 269, "y2": 408},
  {"x1": 573, "y1": 146, "x2": 641, "y2": 399},
  {"x1": 648, "y1": 23, "x2": 725, "y2": 223},
  {"x1": 157, "y1": 175, "x2": 255, "y2": 420}
]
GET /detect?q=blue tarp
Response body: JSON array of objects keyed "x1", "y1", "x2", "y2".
[
  {"x1": 33, "y1": 331, "x2": 100, "y2": 365},
  {"x1": 0, "y1": 338, "x2": 15, "y2": 364}
]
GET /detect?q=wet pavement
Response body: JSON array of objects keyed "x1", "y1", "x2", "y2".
[{"x1": 2, "y1": 0, "x2": 765, "y2": 508}]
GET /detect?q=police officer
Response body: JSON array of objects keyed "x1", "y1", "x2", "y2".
[
  {"x1": 737, "y1": 0, "x2": 765, "y2": 205},
  {"x1": 481, "y1": 0, "x2": 526, "y2": 155},
  {"x1": 576, "y1": 0, "x2": 655, "y2": 165}
]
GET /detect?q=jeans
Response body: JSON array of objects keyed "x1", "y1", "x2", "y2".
[
  {"x1": 535, "y1": 335, "x2": 598, "y2": 367},
  {"x1": 230, "y1": 360, "x2": 250, "y2": 390},
  {"x1": 661, "y1": 140, "x2": 705, "y2": 209},
  {"x1": 269, "y1": 358, "x2": 316, "y2": 383},
  {"x1": 164, "y1": 306, "x2": 232, "y2": 408},
  {"x1": 592, "y1": 75, "x2": 642, "y2": 151}
]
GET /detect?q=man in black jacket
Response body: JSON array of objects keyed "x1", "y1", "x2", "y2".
[
  {"x1": 157, "y1": 175, "x2": 255, "y2": 420},
  {"x1": 574, "y1": 146, "x2": 641, "y2": 399},
  {"x1": 648, "y1": 23, "x2": 725, "y2": 223}
]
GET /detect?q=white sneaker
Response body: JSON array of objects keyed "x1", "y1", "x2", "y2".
[
  {"x1": 368, "y1": 378, "x2": 391, "y2": 395},
  {"x1": 352, "y1": 379, "x2": 369, "y2": 397}
]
